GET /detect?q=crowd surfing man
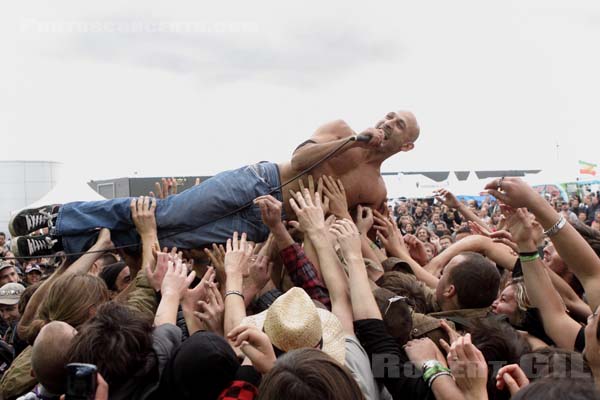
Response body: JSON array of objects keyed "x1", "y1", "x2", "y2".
[{"x1": 8, "y1": 111, "x2": 420, "y2": 257}]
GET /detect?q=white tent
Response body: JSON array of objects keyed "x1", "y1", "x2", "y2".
[{"x1": 12, "y1": 168, "x2": 105, "y2": 213}]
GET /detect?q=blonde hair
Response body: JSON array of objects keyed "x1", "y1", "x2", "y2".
[{"x1": 26, "y1": 273, "x2": 109, "y2": 344}]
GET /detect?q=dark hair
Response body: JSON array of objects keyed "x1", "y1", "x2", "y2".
[
  {"x1": 373, "y1": 287, "x2": 413, "y2": 347},
  {"x1": 468, "y1": 319, "x2": 531, "y2": 400},
  {"x1": 99, "y1": 261, "x2": 127, "y2": 291},
  {"x1": 67, "y1": 301, "x2": 153, "y2": 391},
  {"x1": 449, "y1": 252, "x2": 500, "y2": 309},
  {"x1": 377, "y1": 271, "x2": 430, "y2": 313},
  {"x1": 511, "y1": 377, "x2": 600, "y2": 399},
  {"x1": 0, "y1": 233, "x2": 5, "y2": 237},
  {"x1": 258, "y1": 348, "x2": 364, "y2": 400}
]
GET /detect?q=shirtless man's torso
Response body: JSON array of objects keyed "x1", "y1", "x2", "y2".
[{"x1": 278, "y1": 110, "x2": 420, "y2": 218}]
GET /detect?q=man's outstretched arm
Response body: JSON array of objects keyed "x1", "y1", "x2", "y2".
[{"x1": 291, "y1": 120, "x2": 383, "y2": 171}]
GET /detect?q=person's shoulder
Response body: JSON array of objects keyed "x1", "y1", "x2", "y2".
[{"x1": 312, "y1": 119, "x2": 354, "y2": 141}]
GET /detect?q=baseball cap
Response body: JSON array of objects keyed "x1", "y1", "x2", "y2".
[
  {"x1": 0, "y1": 283, "x2": 25, "y2": 305},
  {"x1": 0, "y1": 263, "x2": 14, "y2": 273},
  {"x1": 25, "y1": 265, "x2": 43, "y2": 274}
]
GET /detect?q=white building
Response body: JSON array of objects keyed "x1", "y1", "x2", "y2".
[{"x1": 0, "y1": 161, "x2": 62, "y2": 238}]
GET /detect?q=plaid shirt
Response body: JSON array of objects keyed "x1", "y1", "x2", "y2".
[
  {"x1": 281, "y1": 244, "x2": 331, "y2": 309},
  {"x1": 218, "y1": 380, "x2": 258, "y2": 400}
]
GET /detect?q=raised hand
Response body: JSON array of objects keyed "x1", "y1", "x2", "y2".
[
  {"x1": 495, "y1": 364, "x2": 530, "y2": 396},
  {"x1": 434, "y1": 189, "x2": 461, "y2": 210},
  {"x1": 403, "y1": 234, "x2": 429, "y2": 266},
  {"x1": 355, "y1": 205, "x2": 374, "y2": 235},
  {"x1": 289, "y1": 188, "x2": 326, "y2": 234},
  {"x1": 130, "y1": 196, "x2": 157, "y2": 238},
  {"x1": 483, "y1": 177, "x2": 543, "y2": 210},
  {"x1": 150, "y1": 177, "x2": 178, "y2": 199},
  {"x1": 182, "y1": 266, "x2": 215, "y2": 313},
  {"x1": 160, "y1": 254, "x2": 196, "y2": 299},
  {"x1": 321, "y1": 175, "x2": 351, "y2": 219},
  {"x1": 404, "y1": 337, "x2": 447, "y2": 368},
  {"x1": 224, "y1": 232, "x2": 254, "y2": 277},
  {"x1": 373, "y1": 209, "x2": 405, "y2": 256},
  {"x1": 442, "y1": 333, "x2": 488, "y2": 399},
  {"x1": 195, "y1": 283, "x2": 225, "y2": 336},
  {"x1": 227, "y1": 325, "x2": 276, "y2": 374},
  {"x1": 146, "y1": 250, "x2": 169, "y2": 291},
  {"x1": 255, "y1": 195, "x2": 284, "y2": 230},
  {"x1": 504, "y1": 208, "x2": 537, "y2": 251},
  {"x1": 244, "y1": 254, "x2": 273, "y2": 294},
  {"x1": 329, "y1": 219, "x2": 362, "y2": 261}
]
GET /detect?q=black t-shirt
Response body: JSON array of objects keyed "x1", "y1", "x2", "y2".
[{"x1": 575, "y1": 326, "x2": 586, "y2": 353}]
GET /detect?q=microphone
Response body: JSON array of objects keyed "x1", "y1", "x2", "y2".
[{"x1": 354, "y1": 134, "x2": 372, "y2": 143}]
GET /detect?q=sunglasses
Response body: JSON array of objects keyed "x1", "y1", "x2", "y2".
[{"x1": 384, "y1": 295, "x2": 414, "y2": 316}]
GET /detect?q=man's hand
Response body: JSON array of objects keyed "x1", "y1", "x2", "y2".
[
  {"x1": 330, "y1": 219, "x2": 362, "y2": 261},
  {"x1": 160, "y1": 254, "x2": 196, "y2": 299},
  {"x1": 289, "y1": 188, "x2": 326, "y2": 234},
  {"x1": 224, "y1": 232, "x2": 254, "y2": 277},
  {"x1": 356, "y1": 127, "x2": 385, "y2": 148},
  {"x1": 131, "y1": 196, "x2": 157, "y2": 238},
  {"x1": 373, "y1": 210, "x2": 405, "y2": 256},
  {"x1": 404, "y1": 338, "x2": 447, "y2": 369},
  {"x1": 404, "y1": 234, "x2": 429, "y2": 266},
  {"x1": 195, "y1": 283, "x2": 225, "y2": 336},
  {"x1": 255, "y1": 195, "x2": 284, "y2": 230},
  {"x1": 244, "y1": 254, "x2": 273, "y2": 294},
  {"x1": 355, "y1": 205, "x2": 374, "y2": 235},
  {"x1": 505, "y1": 208, "x2": 537, "y2": 251},
  {"x1": 434, "y1": 189, "x2": 461, "y2": 210},
  {"x1": 146, "y1": 249, "x2": 169, "y2": 291},
  {"x1": 182, "y1": 266, "x2": 215, "y2": 313},
  {"x1": 442, "y1": 333, "x2": 488, "y2": 400},
  {"x1": 228, "y1": 325, "x2": 276, "y2": 374},
  {"x1": 150, "y1": 177, "x2": 178, "y2": 199},
  {"x1": 94, "y1": 228, "x2": 114, "y2": 251},
  {"x1": 495, "y1": 364, "x2": 530, "y2": 396},
  {"x1": 322, "y1": 175, "x2": 351, "y2": 219},
  {"x1": 484, "y1": 177, "x2": 544, "y2": 211}
]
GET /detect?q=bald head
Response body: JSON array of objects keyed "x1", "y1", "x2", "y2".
[{"x1": 31, "y1": 321, "x2": 77, "y2": 394}]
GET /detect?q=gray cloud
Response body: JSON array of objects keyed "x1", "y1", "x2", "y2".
[{"x1": 65, "y1": 16, "x2": 401, "y2": 87}]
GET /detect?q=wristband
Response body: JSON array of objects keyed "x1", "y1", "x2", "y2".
[
  {"x1": 422, "y1": 361, "x2": 451, "y2": 382},
  {"x1": 427, "y1": 371, "x2": 453, "y2": 387},
  {"x1": 519, "y1": 253, "x2": 540, "y2": 263},
  {"x1": 518, "y1": 251, "x2": 539, "y2": 257},
  {"x1": 544, "y1": 215, "x2": 566, "y2": 237},
  {"x1": 225, "y1": 290, "x2": 245, "y2": 301}
]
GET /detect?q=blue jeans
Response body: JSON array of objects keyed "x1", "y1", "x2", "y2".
[{"x1": 54, "y1": 162, "x2": 285, "y2": 254}]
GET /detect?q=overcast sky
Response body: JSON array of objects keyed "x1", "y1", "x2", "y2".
[{"x1": 3, "y1": 0, "x2": 600, "y2": 180}]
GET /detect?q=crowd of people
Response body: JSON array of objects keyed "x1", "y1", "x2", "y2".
[{"x1": 0, "y1": 111, "x2": 599, "y2": 399}]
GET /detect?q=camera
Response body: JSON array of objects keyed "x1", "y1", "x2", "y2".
[{"x1": 65, "y1": 363, "x2": 97, "y2": 400}]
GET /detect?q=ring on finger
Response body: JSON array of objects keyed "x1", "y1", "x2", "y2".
[{"x1": 498, "y1": 176, "x2": 505, "y2": 191}]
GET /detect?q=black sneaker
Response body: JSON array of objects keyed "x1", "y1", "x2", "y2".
[
  {"x1": 8, "y1": 205, "x2": 60, "y2": 237},
  {"x1": 12, "y1": 235, "x2": 60, "y2": 257}
]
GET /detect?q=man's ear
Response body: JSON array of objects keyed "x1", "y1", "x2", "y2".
[
  {"x1": 30, "y1": 368, "x2": 36, "y2": 378},
  {"x1": 443, "y1": 284, "x2": 456, "y2": 299},
  {"x1": 400, "y1": 143, "x2": 414, "y2": 152}
]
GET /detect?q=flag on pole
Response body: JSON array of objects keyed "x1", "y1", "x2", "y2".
[{"x1": 579, "y1": 160, "x2": 597, "y2": 176}]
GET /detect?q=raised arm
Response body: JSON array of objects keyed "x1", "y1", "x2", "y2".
[
  {"x1": 486, "y1": 177, "x2": 600, "y2": 311},
  {"x1": 506, "y1": 207, "x2": 581, "y2": 349},
  {"x1": 289, "y1": 188, "x2": 354, "y2": 334},
  {"x1": 435, "y1": 188, "x2": 492, "y2": 232},
  {"x1": 291, "y1": 120, "x2": 383, "y2": 171}
]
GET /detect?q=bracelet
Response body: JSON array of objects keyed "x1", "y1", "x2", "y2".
[
  {"x1": 544, "y1": 215, "x2": 566, "y2": 237},
  {"x1": 519, "y1": 253, "x2": 540, "y2": 263},
  {"x1": 518, "y1": 250, "x2": 539, "y2": 257},
  {"x1": 427, "y1": 371, "x2": 453, "y2": 387},
  {"x1": 224, "y1": 290, "x2": 245, "y2": 301},
  {"x1": 422, "y1": 361, "x2": 451, "y2": 382}
]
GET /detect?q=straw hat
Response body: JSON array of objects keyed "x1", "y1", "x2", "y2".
[{"x1": 242, "y1": 287, "x2": 346, "y2": 365}]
